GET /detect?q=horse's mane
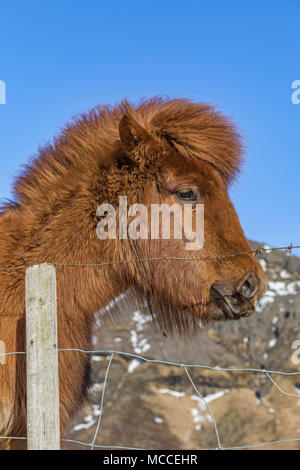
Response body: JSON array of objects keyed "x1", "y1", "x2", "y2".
[{"x1": 2, "y1": 97, "x2": 243, "y2": 214}]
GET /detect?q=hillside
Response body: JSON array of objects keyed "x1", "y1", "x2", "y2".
[{"x1": 66, "y1": 243, "x2": 300, "y2": 450}]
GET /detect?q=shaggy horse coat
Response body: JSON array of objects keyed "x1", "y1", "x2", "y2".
[{"x1": 0, "y1": 97, "x2": 266, "y2": 448}]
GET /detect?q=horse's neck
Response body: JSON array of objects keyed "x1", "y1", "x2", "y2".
[{"x1": 0, "y1": 198, "x2": 122, "y2": 317}]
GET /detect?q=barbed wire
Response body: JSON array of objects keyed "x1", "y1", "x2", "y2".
[{"x1": 0, "y1": 244, "x2": 299, "y2": 271}]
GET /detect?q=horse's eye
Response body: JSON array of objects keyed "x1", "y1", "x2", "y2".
[{"x1": 176, "y1": 189, "x2": 198, "y2": 202}]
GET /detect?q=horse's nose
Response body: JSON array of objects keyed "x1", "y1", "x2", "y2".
[
  {"x1": 236, "y1": 272, "x2": 259, "y2": 299},
  {"x1": 211, "y1": 272, "x2": 260, "y2": 319}
]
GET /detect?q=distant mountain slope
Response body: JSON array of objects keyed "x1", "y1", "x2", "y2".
[{"x1": 66, "y1": 242, "x2": 300, "y2": 450}]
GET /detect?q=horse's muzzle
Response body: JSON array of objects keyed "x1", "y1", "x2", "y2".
[{"x1": 211, "y1": 271, "x2": 261, "y2": 319}]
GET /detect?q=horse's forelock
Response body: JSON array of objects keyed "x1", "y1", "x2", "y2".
[{"x1": 118, "y1": 98, "x2": 243, "y2": 184}]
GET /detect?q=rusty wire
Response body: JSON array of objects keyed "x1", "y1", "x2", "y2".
[{"x1": 0, "y1": 244, "x2": 299, "y2": 271}]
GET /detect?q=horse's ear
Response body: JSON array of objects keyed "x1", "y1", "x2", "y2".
[{"x1": 119, "y1": 114, "x2": 153, "y2": 158}]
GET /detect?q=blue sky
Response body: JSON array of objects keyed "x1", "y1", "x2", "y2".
[{"x1": 0, "y1": 0, "x2": 299, "y2": 246}]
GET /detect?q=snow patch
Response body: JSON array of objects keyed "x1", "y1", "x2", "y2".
[
  {"x1": 160, "y1": 388, "x2": 185, "y2": 398},
  {"x1": 154, "y1": 417, "x2": 164, "y2": 424},
  {"x1": 130, "y1": 329, "x2": 151, "y2": 354},
  {"x1": 130, "y1": 310, "x2": 152, "y2": 354},
  {"x1": 132, "y1": 310, "x2": 152, "y2": 332},
  {"x1": 256, "y1": 290, "x2": 276, "y2": 312},
  {"x1": 128, "y1": 359, "x2": 140, "y2": 373},
  {"x1": 73, "y1": 414, "x2": 96, "y2": 432},
  {"x1": 268, "y1": 338, "x2": 277, "y2": 348},
  {"x1": 191, "y1": 390, "x2": 229, "y2": 411},
  {"x1": 256, "y1": 279, "x2": 300, "y2": 313},
  {"x1": 259, "y1": 259, "x2": 267, "y2": 271},
  {"x1": 268, "y1": 280, "x2": 300, "y2": 296},
  {"x1": 280, "y1": 270, "x2": 291, "y2": 279},
  {"x1": 91, "y1": 355, "x2": 102, "y2": 362}
]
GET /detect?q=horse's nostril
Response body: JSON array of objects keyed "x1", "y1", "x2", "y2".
[
  {"x1": 237, "y1": 272, "x2": 259, "y2": 299},
  {"x1": 211, "y1": 276, "x2": 258, "y2": 319}
]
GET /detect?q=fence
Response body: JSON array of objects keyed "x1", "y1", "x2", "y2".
[{"x1": 1, "y1": 244, "x2": 300, "y2": 450}]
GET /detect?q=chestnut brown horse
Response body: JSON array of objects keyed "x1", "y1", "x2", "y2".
[{"x1": 0, "y1": 98, "x2": 266, "y2": 448}]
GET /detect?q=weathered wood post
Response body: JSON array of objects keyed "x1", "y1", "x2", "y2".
[{"x1": 25, "y1": 263, "x2": 60, "y2": 450}]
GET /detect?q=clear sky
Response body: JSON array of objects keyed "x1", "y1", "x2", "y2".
[{"x1": 0, "y1": 0, "x2": 299, "y2": 246}]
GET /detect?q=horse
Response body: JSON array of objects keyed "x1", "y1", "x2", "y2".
[{"x1": 0, "y1": 97, "x2": 266, "y2": 448}]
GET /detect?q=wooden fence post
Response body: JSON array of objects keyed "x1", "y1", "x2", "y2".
[{"x1": 25, "y1": 263, "x2": 60, "y2": 450}]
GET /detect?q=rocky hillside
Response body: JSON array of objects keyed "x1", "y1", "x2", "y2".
[{"x1": 66, "y1": 243, "x2": 300, "y2": 450}]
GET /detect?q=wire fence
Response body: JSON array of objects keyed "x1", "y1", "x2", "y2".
[
  {"x1": 1, "y1": 243, "x2": 300, "y2": 450},
  {"x1": 1, "y1": 349, "x2": 300, "y2": 450}
]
